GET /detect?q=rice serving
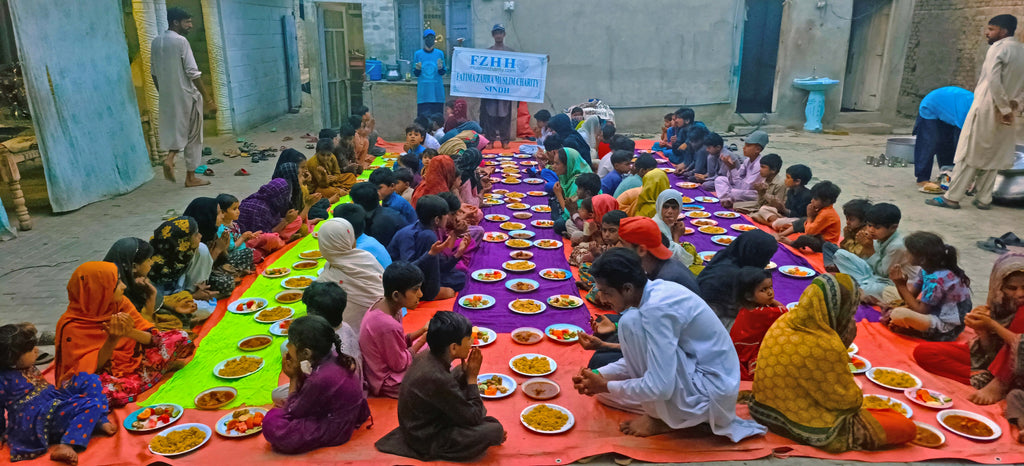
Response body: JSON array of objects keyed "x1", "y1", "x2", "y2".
[
  {"x1": 150, "y1": 427, "x2": 206, "y2": 454},
  {"x1": 522, "y1": 405, "x2": 568, "y2": 432}
]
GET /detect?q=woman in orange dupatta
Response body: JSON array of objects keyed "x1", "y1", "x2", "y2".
[
  {"x1": 412, "y1": 155, "x2": 456, "y2": 206},
  {"x1": 55, "y1": 262, "x2": 194, "y2": 407}
]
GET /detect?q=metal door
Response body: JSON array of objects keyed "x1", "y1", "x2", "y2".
[
  {"x1": 320, "y1": 6, "x2": 350, "y2": 128},
  {"x1": 842, "y1": 0, "x2": 892, "y2": 111},
  {"x1": 396, "y1": 0, "x2": 421, "y2": 62},
  {"x1": 736, "y1": 0, "x2": 784, "y2": 114}
]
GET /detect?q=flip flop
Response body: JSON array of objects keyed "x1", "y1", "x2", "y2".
[
  {"x1": 977, "y1": 238, "x2": 1009, "y2": 254},
  {"x1": 234, "y1": 168, "x2": 250, "y2": 176},
  {"x1": 999, "y1": 232, "x2": 1023, "y2": 247},
  {"x1": 206, "y1": 157, "x2": 224, "y2": 165},
  {"x1": 202, "y1": 147, "x2": 213, "y2": 156},
  {"x1": 203, "y1": 168, "x2": 215, "y2": 176},
  {"x1": 925, "y1": 197, "x2": 960, "y2": 209},
  {"x1": 161, "y1": 208, "x2": 179, "y2": 220},
  {"x1": 194, "y1": 164, "x2": 208, "y2": 174},
  {"x1": 973, "y1": 199, "x2": 992, "y2": 210}
]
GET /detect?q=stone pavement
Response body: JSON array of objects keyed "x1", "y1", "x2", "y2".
[{"x1": 2, "y1": 113, "x2": 1020, "y2": 341}]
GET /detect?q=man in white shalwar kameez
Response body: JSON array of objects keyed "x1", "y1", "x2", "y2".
[
  {"x1": 151, "y1": 7, "x2": 215, "y2": 187},
  {"x1": 573, "y1": 248, "x2": 766, "y2": 441},
  {"x1": 928, "y1": 14, "x2": 1024, "y2": 210}
]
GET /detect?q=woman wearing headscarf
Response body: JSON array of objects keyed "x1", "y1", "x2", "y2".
[
  {"x1": 652, "y1": 189, "x2": 701, "y2": 272},
  {"x1": 182, "y1": 197, "x2": 236, "y2": 295},
  {"x1": 633, "y1": 169, "x2": 670, "y2": 218},
  {"x1": 455, "y1": 147, "x2": 484, "y2": 208},
  {"x1": 551, "y1": 147, "x2": 592, "y2": 220},
  {"x1": 578, "y1": 116, "x2": 602, "y2": 162},
  {"x1": 275, "y1": 162, "x2": 333, "y2": 221},
  {"x1": 748, "y1": 273, "x2": 915, "y2": 452},
  {"x1": 443, "y1": 99, "x2": 468, "y2": 133},
  {"x1": 103, "y1": 238, "x2": 156, "y2": 316},
  {"x1": 273, "y1": 148, "x2": 307, "y2": 178},
  {"x1": 568, "y1": 194, "x2": 619, "y2": 268},
  {"x1": 547, "y1": 113, "x2": 592, "y2": 165},
  {"x1": 316, "y1": 218, "x2": 385, "y2": 331},
  {"x1": 913, "y1": 251, "x2": 1024, "y2": 408},
  {"x1": 55, "y1": 262, "x2": 194, "y2": 407},
  {"x1": 411, "y1": 155, "x2": 456, "y2": 206},
  {"x1": 698, "y1": 229, "x2": 779, "y2": 328},
  {"x1": 237, "y1": 179, "x2": 298, "y2": 260},
  {"x1": 148, "y1": 216, "x2": 215, "y2": 307}
]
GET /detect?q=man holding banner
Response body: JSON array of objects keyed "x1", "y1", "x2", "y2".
[{"x1": 480, "y1": 24, "x2": 515, "y2": 149}]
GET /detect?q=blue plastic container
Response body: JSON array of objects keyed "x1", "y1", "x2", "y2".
[{"x1": 365, "y1": 59, "x2": 383, "y2": 81}]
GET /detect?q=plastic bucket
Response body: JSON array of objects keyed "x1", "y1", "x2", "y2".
[{"x1": 365, "y1": 59, "x2": 383, "y2": 81}]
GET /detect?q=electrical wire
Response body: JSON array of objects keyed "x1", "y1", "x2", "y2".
[{"x1": 828, "y1": 0, "x2": 890, "y2": 22}]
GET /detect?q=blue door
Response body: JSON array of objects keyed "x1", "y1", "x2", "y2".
[{"x1": 397, "y1": 0, "x2": 421, "y2": 61}]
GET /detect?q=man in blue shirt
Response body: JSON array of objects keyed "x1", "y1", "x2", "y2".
[
  {"x1": 914, "y1": 86, "x2": 974, "y2": 185},
  {"x1": 369, "y1": 167, "x2": 418, "y2": 225},
  {"x1": 413, "y1": 29, "x2": 446, "y2": 117}
]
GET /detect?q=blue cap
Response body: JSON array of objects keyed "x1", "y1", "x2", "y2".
[
  {"x1": 423, "y1": 29, "x2": 435, "y2": 38},
  {"x1": 492, "y1": 24, "x2": 505, "y2": 32}
]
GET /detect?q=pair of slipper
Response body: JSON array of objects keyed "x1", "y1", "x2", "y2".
[
  {"x1": 978, "y1": 233, "x2": 1024, "y2": 254},
  {"x1": 925, "y1": 197, "x2": 991, "y2": 210},
  {"x1": 194, "y1": 165, "x2": 215, "y2": 176}
]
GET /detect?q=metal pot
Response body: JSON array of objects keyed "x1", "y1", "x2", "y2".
[{"x1": 992, "y1": 144, "x2": 1024, "y2": 203}]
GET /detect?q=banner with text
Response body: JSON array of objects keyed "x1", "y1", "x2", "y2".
[{"x1": 450, "y1": 47, "x2": 547, "y2": 103}]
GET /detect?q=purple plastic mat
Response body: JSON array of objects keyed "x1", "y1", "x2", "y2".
[{"x1": 455, "y1": 160, "x2": 592, "y2": 333}]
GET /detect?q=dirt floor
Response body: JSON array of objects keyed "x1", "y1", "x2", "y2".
[{"x1": 1, "y1": 110, "x2": 1021, "y2": 465}]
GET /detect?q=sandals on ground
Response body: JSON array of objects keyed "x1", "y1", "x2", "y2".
[{"x1": 925, "y1": 197, "x2": 960, "y2": 209}]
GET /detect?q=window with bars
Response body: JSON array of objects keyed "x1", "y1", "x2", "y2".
[{"x1": 396, "y1": 0, "x2": 472, "y2": 63}]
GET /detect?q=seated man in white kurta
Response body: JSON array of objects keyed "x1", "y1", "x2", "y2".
[{"x1": 573, "y1": 248, "x2": 766, "y2": 441}]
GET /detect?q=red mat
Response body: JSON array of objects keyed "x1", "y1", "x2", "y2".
[{"x1": 12, "y1": 139, "x2": 1024, "y2": 465}]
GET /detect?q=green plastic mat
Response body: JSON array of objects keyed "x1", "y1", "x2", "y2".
[{"x1": 141, "y1": 158, "x2": 385, "y2": 408}]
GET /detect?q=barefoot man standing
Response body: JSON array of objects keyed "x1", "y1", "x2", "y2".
[
  {"x1": 151, "y1": 7, "x2": 215, "y2": 187},
  {"x1": 572, "y1": 248, "x2": 765, "y2": 440}
]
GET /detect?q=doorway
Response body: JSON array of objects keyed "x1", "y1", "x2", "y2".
[
  {"x1": 318, "y1": 3, "x2": 365, "y2": 129},
  {"x1": 842, "y1": 0, "x2": 893, "y2": 111},
  {"x1": 736, "y1": 0, "x2": 784, "y2": 114}
]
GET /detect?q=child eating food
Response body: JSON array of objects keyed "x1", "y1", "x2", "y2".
[
  {"x1": 729, "y1": 267, "x2": 787, "y2": 380},
  {"x1": 1, "y1": 323, "x2": 116, "y2": 464},
  {"x1": 886, "y1": 231, "x2": 972, "y2": 341},
  {"x1": 360, "y1": 261, "x2": 429, "y2": 398}
]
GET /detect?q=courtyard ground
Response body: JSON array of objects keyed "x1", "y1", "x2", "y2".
[{"x1": 0, "y1": 111, "x2": 1020, "y2": 465}]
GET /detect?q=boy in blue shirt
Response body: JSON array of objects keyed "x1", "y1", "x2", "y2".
[
  {"x1": 601, "y1": 150, "x2": 633, "y2": 195},
  {"x1": 369, "y1": 167, "x2": 418, "y2": 225},
  {"x1": 333, "y1": 203, "x2": 393, "y2": 269},
  {"x1": 413, "y1": 30, "x2": 446, "y2": 117}
]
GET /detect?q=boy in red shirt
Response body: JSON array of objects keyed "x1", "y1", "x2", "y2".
[{"x1": 776, "y1": 180, "x2": 842, "y2": 246}]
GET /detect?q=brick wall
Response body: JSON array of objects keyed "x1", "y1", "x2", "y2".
[
  {"x1": 360, "y1": 0, "x2": 398, "y2": 63},
  {"x1": 219, "y1": 0, "x2": 294, "y2": 131},
  {"x1": 897, "y1": 0, "x2": 1024, "y2": 115}
]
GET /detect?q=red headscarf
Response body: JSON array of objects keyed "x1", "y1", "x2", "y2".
[
  {"x1": 443, "y1": 99, "x2": 469, "y2": 132},
  {"x1": 589, "y1": 194, "x2": 620, "y2": 226},
  {"x1": 54, "y1": 262, "x2": 153, "y2": 384},
  {"x1": 412, "y1": 155, "x2": 456, "y2": 207}
]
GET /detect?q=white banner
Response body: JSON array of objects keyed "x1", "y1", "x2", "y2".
[{"x1": 449, "y1": 47, "x2": 547, "y2": 103}]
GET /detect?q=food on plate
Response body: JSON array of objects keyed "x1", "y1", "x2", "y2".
[
  {"x1": 521, "y1": 404, "x2": 569, "y2": 432},
  {"x1": 512, "y1": 212, "x2": 532, "y2": 219},
  {"x1": 510, "y1": 280, "x2": 536, "y2": 291},
  {"x1": 508, "y1": 203, "x2": 529, "y2": 209},
  {"x1": 492, "y1": 189, "x2": 509, "y2": 194},
  {"x1": 506, "y1": 192, "x2": 526, "y2": 199},
  {"x1": 293, "y1": 260, "x2": 318, "y2": 270},
  {"x1": 511, "y1": 251, "x2": 533, "y2": 260},
  {"x1": 264, "y1": 267, "x2": 289, "y2": 276},
  {"x1": 225, "y1": 409, "x2": 265, "y2": 435},
  {"x1": 196, "y1": 390, "x2": 235, "y2": 409},
  {"x1": 484, "y1": 232, "x2": 509, "y2": 242},
  {"x1": 733, "y1": 224, "x2": 757, "y2": 231},
  {"x1": 506, "y1": 239, "x2": 532, "y2": 248},
  {"x1": 523, "y1": 380, "x2": 559, "y2": 399},
  {"x1": 783, "y1": 267, "x2": 811, "y2": 277},
  {"x1": 505, "y1": 260, "x2": 535, "y2": 271},
  {"x1": 510, "y1": 231, "x2": 534, "y2": 239},
  {"x1": 691, "y1": 219, "x2": 717, "y2": 226},
  {"x1": 500, "y1": 221, "x2": 526, "y2": 230},
  {"x1": 848, "y1": 356, "x2": 868, "y2": 372},
  {"x1": 698, "y1": 226, "x2": 726, "y2": 234},
  {"x1": 218, "y1": 356, "x2": 263, "y2": 377},
  {"x1": 547, "y1": 328, "x2": 578, "y2": 341},
  {"x1": 532, "y1": 205, "x2": 552, "y2": 212},
  {"x1": 475, "y1": 270, "x2": 504, "y2": 281},
  {"x1": 512, "y1": 356, "x2": 552, "y2": 375},
  {"x1": 542, "y1": 269, "x2": 568, "y2": 280},
  {"x1": 511, "y1": 299, "x2": 543, "y2": 314},
  {"x1": 502, "y1": 178, "x2": 521, "y2": 184},
  {"x1": 472, "y1": 327, "x2": 491, "y2": 345},
  {"x1": 533, "y1": 220, "x2": 555, "y2": 227},
  {"x1": 483, "y1": 199, "x2": 503, "y2": 205},
  {"x1": 943, "y1": 414, "x2": 994, "y2": 437},
  {"x1": 527, "y1": 191, "x2": 547, "y2": 196},
  {"x1": 687, "y1": 211, "x2": 711, "y2": 218},
  {"x1": 234, "y1": 299, "x2": 262, "y2": 313},
  {"x1": 863, "y1": 395, "x2": 908, "y2": 416},
  {"x1": 462, "y1": 295, "x2": 492, "y2": 309},
  {"x1": 911, "y1": 389, "x2": 952, "y2": 407},
  {"x1": 299, "y1": 250, "x2": 321, "y2": 259},
  {"x1": 276, "y1": 291, "x2": 303, "y2": 303},
  {"x1": 715, "y1": 211, "x2": 739, "y2": 218},
  {"x1": 548, "y1": 295, "x2": 581, "y2": 307},
  {"x1": 131, "y1": 405, "x2": 179, "y2": 430},
  {"x1": 149, "y1": 426, "x2": 207, "y2": 455},
  {"x1": 276, "y1": 320, "x2": 292, "y2": 334},
  {"x1": 485, "y1": 214, "x2": 509, "y2": 221},
  {"x1": 714, "y1": 236, "x2": 734, "y2": 245},
  {"x1": 239, "y1": 336, "x2": 272, "y2": 350},
  {"x1": 513, "y1": 329, "x2": 543, "y2": 343},
  {"x1": 913, "y1": 423, "x2": 943, "y2": 447},
  {"x1": 535, "y1": 239, "x2": 560, "y2": 248},
  {"x1": 477, "y1": 375, "x2": 510, "y2": 396},
  {"x1": 283, "y1": 276, "x2": 313, "y2": 288},
  {"x1": 872, "y1": 368, "x2": 917, "y2": 388},
  {"x1": 256, "y1": 306, "x2": 292, "y2": 322}
]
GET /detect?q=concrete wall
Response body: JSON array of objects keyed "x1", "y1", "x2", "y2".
[
  {"x1": 357, "y1": 0, "x2": 399, "y2": 63},
  {"x1": 218, "y1": 0, "x2": 295, "y2": 131},
  {"x1": 897, "y1": 0, "x2": 1024, "y2": 116}
]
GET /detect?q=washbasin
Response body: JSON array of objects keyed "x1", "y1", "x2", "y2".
[
  {"x1": 792, "y1": 77, "x2": 840, "y2": 91},
  {"x1": 791, "y1": 77, "x2": 840, "y2": 132}
]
